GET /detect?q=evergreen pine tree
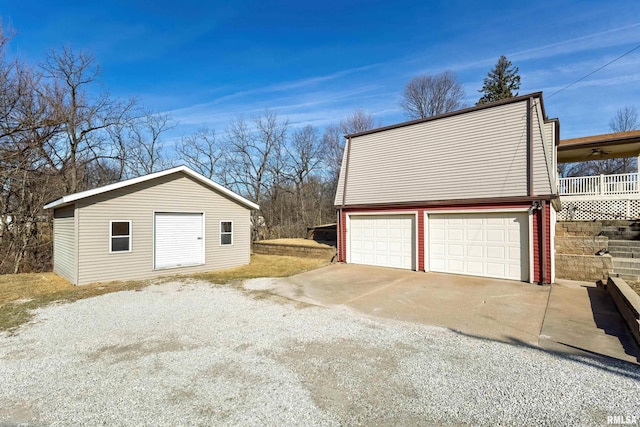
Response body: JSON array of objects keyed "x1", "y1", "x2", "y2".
[{"x1": 477, "y1": 55, "x2": 521, "y2": 105}]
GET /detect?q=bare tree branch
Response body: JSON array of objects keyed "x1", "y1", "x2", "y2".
[{"x1": 400, "y1": 71, "x2": 465, "y2": 119}]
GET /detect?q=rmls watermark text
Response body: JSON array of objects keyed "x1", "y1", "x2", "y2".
[{"x1": 608, "y1": 415, "x2": 638, "y2": 425}]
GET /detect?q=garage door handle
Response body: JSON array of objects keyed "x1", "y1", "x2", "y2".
[{"x1": 197, "y1": 237, "x2": 202, "y2": 240}]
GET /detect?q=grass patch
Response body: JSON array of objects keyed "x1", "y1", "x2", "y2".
[
  {"x1": 0, "y1": 254, "x2": 328, "y2": 333},
  {"x1": 190, "y1": 254, "x2": 328, "y2": 284}
]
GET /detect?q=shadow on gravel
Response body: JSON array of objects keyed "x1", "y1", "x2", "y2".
[{"x1": 451, "y1": 329, "x2": 640, "y2": 381}]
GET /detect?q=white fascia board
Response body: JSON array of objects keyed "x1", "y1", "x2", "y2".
[{"x1": 43, "y1": 166, "x2": 260, "y2": 211}]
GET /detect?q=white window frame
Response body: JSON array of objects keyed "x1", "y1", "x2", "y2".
[
  {"x1": 109, "y1": 220, "x2": 132, "y2": 253},
  {"x1": 220, "y1": 220, "x2": 233, "y2": 246}
]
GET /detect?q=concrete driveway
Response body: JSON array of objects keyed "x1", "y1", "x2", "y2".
[{"x1": 274, "y1": 264, "x2": 640, "y2": 364}]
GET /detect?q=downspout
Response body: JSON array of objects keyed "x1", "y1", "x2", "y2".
[
  {"x1": 336, "y1": 210, "x2": 341, "y2": 262},
  {"x1": 541, "y1": 200, "x2": 548, "y2": 285}
]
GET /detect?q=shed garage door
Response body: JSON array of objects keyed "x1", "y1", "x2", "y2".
[
  {"x1": 428, "y1": 212, "x2": 528, "y2": 281},
  {"x1": 155, "y1": 213, "x2": 204, "y2": 269},
  {"x1": 349, "y1": 215, "x2": 415, "y2": 270}
]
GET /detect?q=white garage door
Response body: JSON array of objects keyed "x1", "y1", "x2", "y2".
[
  {"x1": 155, "y1": 213, "x2": 204, "y2": 269},
  {"x1": 428, "y1": 212, "x2": 528, "y2": 281},
  {"x1": 349, "y1": 215, "x2": 415, "y2": 270}
]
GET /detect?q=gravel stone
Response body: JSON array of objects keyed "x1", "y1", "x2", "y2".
[{"x1": 0, "y1": 280, "x2": 639, "y2": 426}]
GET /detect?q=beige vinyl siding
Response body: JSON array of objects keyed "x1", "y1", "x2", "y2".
[
  {"x1": 531, "y1": 99, "x2": 554, "y2": 195},
  {"x1": 544, "y1": 120, "x2": 558, "y2": 194},
  {"x1": 75, "y1": 173, "x2": 251, "y2": 285},
  {"x1": 53, "y1": 205, "x2": 76, "y2": 284},
  {"x1": 334, "y1": 137, "x2": 350, "y2": 206},
  {"x1": 340, "y1": 100, "x2": 530, "y2": 206}
]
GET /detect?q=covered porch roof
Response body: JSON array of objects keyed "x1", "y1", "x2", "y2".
[{"x1": 558, "y1": 130, "x2": 640, "y2": 163}]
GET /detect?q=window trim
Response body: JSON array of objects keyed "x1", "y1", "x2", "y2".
[
  {"x1": 220, "y1": 220, "x2": 233, "y2": 246},
  {"x1": 109, "y1": 220, "x2": 132, "y2": 253}
]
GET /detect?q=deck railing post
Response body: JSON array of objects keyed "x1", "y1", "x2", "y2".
[{"x1": 600, "y1": 174, "x2": 605, "y2": 195}]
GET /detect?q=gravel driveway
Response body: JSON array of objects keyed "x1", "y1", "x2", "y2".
[{"x1": 1, "y1": 278, "x2": 639, "y2": 426}]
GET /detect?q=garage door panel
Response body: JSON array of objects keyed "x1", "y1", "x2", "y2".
[
  {"x1": 467, "y1": 261, "x2": 484, "y2": 275},
  {"x1": 486, "y1": 217, "x2": 506, "y2": 226},
  {"x1": 486, "y1": 263, "x2": 506, "y2": 276},
  {"x1": 486, "y1": 246, "x2": 505, "y2": 259},
  {"x1": 486, "y1": 229, "x2": 505, "y2": 242},
  {"x1": 467, "y1": 217, "x2": 483, "y2": 225},
  {"x1": 448, "y1": 229, "x2": 464, "y2": 241},
  {"x1": 389, "y1": 228, "x2": 403, "y2": 239},
  {"x1": 429, "y1": 212, "x2": 528, "y2": 281},
  {"x1": 431, "y1": 258, "x2": 445, "y2": 270},
  {"x1": 155, "y1": 213, "x2": 204, "y2": 270},
  {"x1": 349, "y1": 215, "x2": 415, "y2": 270},
  {"x1": 431, "y1": 228, "x2": 445, "y2": 240},
  {"x1": 389, "y1": 241, "x2": 403, "y2": 252},
  {"x1": 431, "y1": 243, "x2": 445, "y2": 256},
  {"x1": 508, "y1": 264, "x2": 522, "y2": 278},
  {"x1": 465, "y1": 229, "x2": 482, "y2": 241},
  {"x1": 375, "y1": 241, "x2": 388, "y2": 251},
  {"x1": 448, "y1": 244, "x2": 464, "y2": 256},
  {"x1": 448, "y1": 259, "x2": 464, "y2": 273},
  {"x1": 468, "y1": 245, "x2": 483, "y2": 257}
]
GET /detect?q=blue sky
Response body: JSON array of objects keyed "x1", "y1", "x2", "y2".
[{"x1": 3, "y1": 0, "x2": 640, "y2": 140}]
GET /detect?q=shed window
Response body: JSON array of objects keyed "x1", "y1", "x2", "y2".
[
  {"x1": 110, "y1": 221, "x2": 131, "y2": 253},
  {"x1": 220, "y1": 221, "x2": 233, "y2": 245}
]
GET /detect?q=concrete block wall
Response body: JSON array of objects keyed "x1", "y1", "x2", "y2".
[
  {"x1": 556, "y1": 221, "x2": 603, "y2": 237},
  {"x1": 555, "y1": 254, "x2": 613, "y2": 282},
  {"x1": 555, "y1": 223, "x2": 612, "y2": 282},
  {"x1": 555, "y1": 236, "x2": 608, "y2": 256}
]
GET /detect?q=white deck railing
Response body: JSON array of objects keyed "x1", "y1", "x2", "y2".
[{"x1": 558, "y1": 173, "x2": 639, "y2": 196}]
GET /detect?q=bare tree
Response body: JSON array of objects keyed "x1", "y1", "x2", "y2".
[
  {"x1": 225, "y1": 109, "x2": 289, "y2": 240},
  {"x1": 610, "y1": 106, "x2": 639, "y2": 133},
  {"x1": 322, "y1": 124, "x2": 343, "y2": 182},
  {"x1": 40, "y1": 46, "x2": 136, "y2": 193},
  {"x1": 126, "y1": 111, "x2": 175, "y2": 176},
  {"x1": 562, "y1": 106, "x2": 640, "y2": 177},
  {"x1": 287, "y1": 125, "x2": 323, "y2": 185},
  {"x1": 339, "y1": 108, "x2": 376, "y2": 135},
  {"x1": 320, "y1": 109, "x2": 378, "y2": 185},
  {"x1": 283, "y1": 125, "x2": 324, "y2": 234},
  {"x1": 176, "y1": 127, "x2": 223, "y2": 180},
  {"x1": 0, "y1": 32, "x2": 62, "y2": 273},
  {"x1": 400, "y1": 70, "x2": 465, "y2": 119}
]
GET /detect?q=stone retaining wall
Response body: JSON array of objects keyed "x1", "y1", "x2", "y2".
[
  {"x1": 555, "y1": 254, "x2": 613, "y2": 282},
  {"x1": 253, "y1": 242, "x2": 336, "y2": 261},
  {"x1": 554, "y1": 224, "x2": 613, "y2": 282},
  {"x1": 555, "y1": 236, "x2": 608, "y2": 255},
  {"x1": 555, "y1": 232, "x2": 613, "y2": 282},
  {"x1": 556, "y1": 221, "x2": 604, "y2": 237}
]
